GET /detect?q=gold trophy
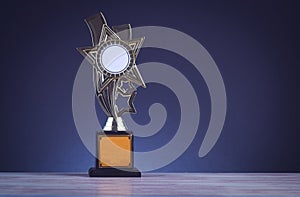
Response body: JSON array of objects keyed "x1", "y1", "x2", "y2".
[{"x1": 77, "y1": 12, "x2": 145, "y2": 177}]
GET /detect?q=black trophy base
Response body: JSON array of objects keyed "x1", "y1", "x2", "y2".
[{"x1": 89, "y1": 167, "x2": 141, "y2": 177}]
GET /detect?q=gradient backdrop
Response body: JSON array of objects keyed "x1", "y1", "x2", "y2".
[{"x1": 1, "y1": 0, "x2": 299, "y2": 172}]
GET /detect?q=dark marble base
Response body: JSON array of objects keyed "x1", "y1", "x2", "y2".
[{"x1": 88, "y1": 167, "x2": 141, "y2": 177}]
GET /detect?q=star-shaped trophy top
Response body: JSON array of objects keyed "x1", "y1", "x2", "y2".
[{"x1": 77, "y1": 12, "x2": 145, "y2": 119}]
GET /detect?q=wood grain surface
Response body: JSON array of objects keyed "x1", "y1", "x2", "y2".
[{"x1": 0, "y1": 173, "x2": 299, "y2": 196}]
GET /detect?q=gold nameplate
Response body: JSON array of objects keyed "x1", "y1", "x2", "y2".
[{"x1": 98, "y1": 134, "x2": 132, "y2": 168}]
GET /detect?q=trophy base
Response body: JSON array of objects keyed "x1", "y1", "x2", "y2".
[{"x1": 88, "y1": 167, "x2": 141, "y2": 177}]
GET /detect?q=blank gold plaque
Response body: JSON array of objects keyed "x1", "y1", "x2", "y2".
[{"x1": 98, "y1": 135, "x2": 132, "y2": 168}]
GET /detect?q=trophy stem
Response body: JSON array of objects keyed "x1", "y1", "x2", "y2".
[{"x1": 103, "y1": 117, "x2": 127, "y2": 131}]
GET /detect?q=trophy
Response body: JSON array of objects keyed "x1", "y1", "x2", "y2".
[{"x1": 77, "y1": 12, "x2": 145, "y2": 177}]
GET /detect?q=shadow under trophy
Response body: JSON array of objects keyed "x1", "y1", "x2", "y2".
[{"x1": 77, "y1": 12, "x2": 146, "y2": 177}]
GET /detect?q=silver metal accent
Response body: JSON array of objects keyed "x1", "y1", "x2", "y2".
[
  {"x1": 77, "y1": 12, "x2": 146, "y2": 131},
  {"x1": 103, "y1": 117, "x2": 127, "y2": 131}
]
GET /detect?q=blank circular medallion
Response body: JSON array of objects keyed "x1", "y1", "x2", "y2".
[{"x1": 97, "y1": 40, "x2": 134, "y2": 77}]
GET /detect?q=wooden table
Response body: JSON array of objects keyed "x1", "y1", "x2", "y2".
[{"x1": 0, "y1": 173, "x2": 299, "y2": 196}]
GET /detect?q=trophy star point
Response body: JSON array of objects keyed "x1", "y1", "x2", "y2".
[
  {"x1": 77, "y1": 46, "x2": 99, "y2": 66},
  {"x1": 123, "y1": 65, "x2": 146, "y2": 88},
  {"x1": 117, "y1": 79, "x2": 136, "y2": 95},
  {"x1": 99, "y1": 24, "x2": 121, "y2": 44},
  {"x1": 116, "y1": 90, "x2": 137, "y2": 116},
  {"x1": 128, "y1": 37, "x2": 145, "y2": 58}
]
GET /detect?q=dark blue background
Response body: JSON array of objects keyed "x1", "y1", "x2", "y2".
[{"x1": 1, "y1": 0, "x2": 299, "y2": 172}]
